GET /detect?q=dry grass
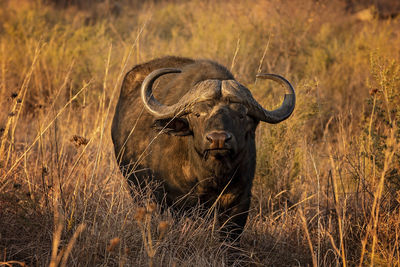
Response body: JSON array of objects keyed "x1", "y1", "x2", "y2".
[{"x1": 1, "y1": 0, "x2": 400, "y2": 266}]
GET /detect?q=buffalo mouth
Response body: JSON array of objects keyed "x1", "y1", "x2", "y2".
[{"x1": 203, "y1": 148, "x2": 233, "y2": 160}]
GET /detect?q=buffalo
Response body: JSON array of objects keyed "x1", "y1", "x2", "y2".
[{"x1": 111, "y1": 56, "x2": 295, "y2": 240}]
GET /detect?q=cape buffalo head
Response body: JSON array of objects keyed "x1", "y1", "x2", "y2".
[{"x1": 140, "y1": 68, "x2": 295, "y2": 177}]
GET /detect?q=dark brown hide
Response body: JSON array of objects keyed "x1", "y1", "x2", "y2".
[{"x1": 111, "y1": 56, "x2": 294, "y2": 240}]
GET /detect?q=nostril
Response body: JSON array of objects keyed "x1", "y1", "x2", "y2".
[{"x1": 206, "y1": 134, "x2": 213, "y2": 143}]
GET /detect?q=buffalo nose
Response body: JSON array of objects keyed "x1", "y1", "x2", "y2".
[{"x1": 206, "y1": 131, "x2": 232, "y2": 149}]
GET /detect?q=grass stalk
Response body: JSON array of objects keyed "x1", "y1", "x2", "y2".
[{"x1": 299, "y1": 208, "x2": 318, "y2": 267}]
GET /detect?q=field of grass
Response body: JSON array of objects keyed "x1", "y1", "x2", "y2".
[{"x1": 1, "y1": 0, "x2": 400, "y2": 266}]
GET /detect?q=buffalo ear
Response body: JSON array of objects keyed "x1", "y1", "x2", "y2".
[{"x1": 152, "y1": 118, "x2": 192, "y2": 136}]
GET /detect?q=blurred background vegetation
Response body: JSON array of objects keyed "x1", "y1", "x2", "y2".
[{"x1": 0, "y1": 0, "x2": 400, "y2": 266}]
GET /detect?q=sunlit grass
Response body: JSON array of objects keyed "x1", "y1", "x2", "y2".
[{"x1": 1, "y1": 0, "x2": 399, "y2": 265}]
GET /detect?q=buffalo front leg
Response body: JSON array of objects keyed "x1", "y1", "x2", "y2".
[{"x1": 218, "y1": 194, "x2": 251, "y2": 242}]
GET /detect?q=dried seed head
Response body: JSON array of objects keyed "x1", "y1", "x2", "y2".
[
  {"x1": 42, "y1": 166, "x2": 49, "y2": 176},
  {"x1": 70, "y1": 135, "x2": 89, "y2": 148},
  {"x1": 106, "y1": 237, "x2": 120, "y2": 252},
  {"x1": 146, "y1": 202, "x2": 157, "y2": 213},
  {"x1": 158, "y1": 221, "x2": 169, "y2": 232},
  {"x1": 134, "y1": 207, "x2": 146, "y2": 222},
  {"x1": 158, "y1": 220, "x2": 170, "y2": 240},
  {"x1": 369, "y1": 88, "x2": 379, "y2": 96}
]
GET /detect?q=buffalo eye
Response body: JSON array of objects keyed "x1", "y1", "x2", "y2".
[{"x1": 152, "y1": 118, "x2": 192, "y2": 136}]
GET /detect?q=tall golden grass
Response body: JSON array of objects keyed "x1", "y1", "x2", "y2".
[{"x1": 1, "y1": 0, "x2": 400, "y2": 265}]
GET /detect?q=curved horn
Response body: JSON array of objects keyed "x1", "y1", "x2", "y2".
[
  {"x1": 249, "y1": 74, "x2": 296, "y2": 124},
  {"x1": 141, "y1": 68, "x2": 183, "y2": 118}
]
